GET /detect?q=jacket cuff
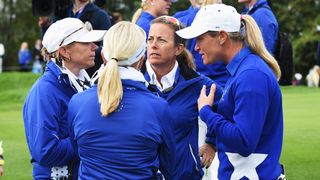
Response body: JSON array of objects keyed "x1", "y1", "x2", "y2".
[{"x1": 199, "y1": 105, "x2": 216, "y2": 124}]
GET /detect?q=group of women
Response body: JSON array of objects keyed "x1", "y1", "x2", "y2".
[{"x1": 23, "y1": 1, "x2": 284, "y2": 179}]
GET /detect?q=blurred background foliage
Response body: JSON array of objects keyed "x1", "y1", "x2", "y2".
[{"x1": 0, "y1": 0, "x2": 319, "y2": 78}]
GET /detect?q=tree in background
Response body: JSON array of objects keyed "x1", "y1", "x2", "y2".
[{"x1": 0, "y1": 0, "x2": 38, "y2": 71}]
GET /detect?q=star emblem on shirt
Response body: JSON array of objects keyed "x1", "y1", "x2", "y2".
[{"x1": 226, "y1": 152, "x2": 268, "y2": 180}]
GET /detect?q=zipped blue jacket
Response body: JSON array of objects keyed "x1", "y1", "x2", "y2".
[
  {"x1": 242, "y1": 0, "x2": 278, "y2": 55},
  {"x1": 68, "y1": 80, "x2": 176, "y2": 179},
  {"x1": 143, "y1": 60, "x2": 223, "y2": 179},
  {"x1": 199, "y1": 47, "x2": 283, "y2": 179},
  {"x1": 175, "y1": 6, "x2": 228, "y2": 87},
  {"x1": 23, "y1": 61, "x2": 78, "y2": 179}
]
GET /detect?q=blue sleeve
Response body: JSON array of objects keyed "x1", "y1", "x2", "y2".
[
  {"x1": 159, "y1": 105, "x2": 176, "y2": 180},
  {"x1": 260, "y1": 21, "x2": 278, "y2": 54},
  {"x1": 254, "y1": 10, "x2": 278, "y2": 55},
  {"x1": 24, "y1": 89, "x2": 76, "y2": 166},
  {"x1": 67, "y1": 96, "x2": 80, "y2": 169},
  {"x1": 136, "y1": 20, "x2": 150, "y2": 40},
  {"x1": 199, "y1": 70, "x2": 270, "y2": 156}
]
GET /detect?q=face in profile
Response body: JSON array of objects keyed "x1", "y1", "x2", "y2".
[
  {"x1": 147, "y1": 23, "x2": 178, "y2": 67},
  {"x1": 195, "y1": 32, "x2": 222, "y2": 65},
  {"x1": 152, "y1": 0, "x2": 172, "y2": 16},
  {"x1": 64, "y1": 42, "x2": 98, "y2": 70}
]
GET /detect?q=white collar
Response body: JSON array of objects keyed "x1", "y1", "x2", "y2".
[
  {"x1": 146, "y1": 60, "x2": 178, "y2": 92},
  {"x1": 119, "y1": 66, "x2": 148, "y2": 87},
  {"x1": 61, "y1": 66, "x2": 91, "y2": 92}
]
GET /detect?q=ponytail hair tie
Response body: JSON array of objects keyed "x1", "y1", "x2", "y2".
[{"x1": 111, "y1": 58, "x2": 118, "y2": 62}]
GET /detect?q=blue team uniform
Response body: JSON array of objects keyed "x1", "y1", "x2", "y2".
[
  {"x1": 23, "y1": 61, "x2": 78, "y2": 179},
  {"x1": 199, "y1": 47, "x2": 284, "y2": 179},
  {"x1": 144, "y1": 60, "x2": 223, "y2": 179},
  {"x1": 68, "y1": 80, "x2": 176, "y2": 179}
]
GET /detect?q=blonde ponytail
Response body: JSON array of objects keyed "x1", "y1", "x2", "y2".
[
  {"x1": 99, "y1": 21, "x2": 146, "y2": 117},
  {"x1": 178, "y1": 48, "x2": 196, "y2": 69},
  {"x1": 132, "y1": 1, "x2": 148, "y2": 23},
  {"x1": 98, "y1": 60, "x2": 123, "y2": 116},
  {"x1": 242, "y1": 15, "x2": 281, "y2": 80}
]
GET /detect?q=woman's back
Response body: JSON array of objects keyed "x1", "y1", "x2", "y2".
[{"x1": 69, "y1": 80, "x2": 175, "y2": 179}]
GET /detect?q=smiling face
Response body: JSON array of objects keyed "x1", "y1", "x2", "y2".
[
  {"x1": 147, "y1": 23, "x2": 179, "y2": 68},
  {"x1": 195, "y1": 32, "x2": 223, "y2": 65}
]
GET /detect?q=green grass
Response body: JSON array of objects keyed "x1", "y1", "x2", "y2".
[{"x1": 0, "y1": 72, "x2": 320, "y2": 179}]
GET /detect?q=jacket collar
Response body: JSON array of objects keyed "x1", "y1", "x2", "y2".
[
  {"x1": 243, "y1": 0, "x2": 269, "y2": 14},
  {"x1": 121, "y1": 79, "x2": 150, "y2": 93},
  {"x1": 141, "y1": 11, "x2": 155, "y2": 21},
  {"x1": 226, "y1": 47, "x2": 252, "y2": 77}
]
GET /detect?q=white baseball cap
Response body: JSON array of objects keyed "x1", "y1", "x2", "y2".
[
  {"x1": 176, "y1": 4, "x2": 241, "y2": 39},
  {"x1": 42, "y1": 18, "x2": 107, "y2": 53}
]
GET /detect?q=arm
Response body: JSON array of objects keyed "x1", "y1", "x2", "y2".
[
  {"x1": 23, "y1": 88, "x2": 75, "y2": 166},
  {"x1": 198, "y1": 70, "x2": 270, "y2": 156},
  {"x1": 159, "y1": 106, "x2": 176, "y2": 180},
  {"x1": 254, "y1": 10, "x2": 278, "y2": 55}
]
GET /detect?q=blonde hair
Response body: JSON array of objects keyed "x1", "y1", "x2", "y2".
[
  {"x1": 20, "y1": 42, "x2": 28, "y2": 51},
  {"x1": 202, "y1": 0, "x2": 221, "y2": 6},
  {"x1": 241, "y1": 15, "x2": 281, "y2": 80},
  {"x1": 98, "y1": 21, "x2": 146, "y2": 116},
  {"x1": 132, "y1": 1, "x2": 148, "y2": 23}
]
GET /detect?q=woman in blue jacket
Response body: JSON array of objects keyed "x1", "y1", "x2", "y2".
[
  {"x1": 132, "y1": 0, "x2": 177, "y2": 38},
  {"x1": 239, "y1": 0, "x2": 278, "y2": 55},
  {"x1": 144, "y1": 16, "x2": 223, "y2": 179},
  {"x1": 177, "y1": 4, "x2": 284, "y2": 179},
  {"x1": 68, "y1": 21, "x2": 176, "y2": 179},
  {"x1": 23, "y1": 18, "x2": 106, "y2": 179}
]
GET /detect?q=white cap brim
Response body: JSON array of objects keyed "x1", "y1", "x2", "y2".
[
  {"x1": 176, "y1": 26, "x2": 208, "y2": 39},
  {"x1": 76, "y1": 30, "x2": 106, "y2": 43}
]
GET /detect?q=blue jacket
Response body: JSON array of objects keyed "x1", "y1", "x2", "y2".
[
  {"x1": 143, "y1": 61, "x2": 223, "y2": 179},
  {"x1": 173, "y1": 6, "x2": 194, "y2": 19},
  {"x1": 68, "y1": 80, "x2": 176, "y2": 179},
  {"x1": 242, "y1": 0, "x2": 278, "y2": 55},
  {"x1": 23, "y1": 61, "x2": 78, "y2": 179},
  {"x1": 18, "y1": 50, "x2": 31, "y2": 65},
  {"x1": 136, "y1": 11, "x2": 155, "y2": 39},
  {"x1": 68, "y1": 3, "x2": 111, "y2": 30},
  {"x1": 199, "y1": 47, "x2": 283, "y2": 179},
  {"x1": 175, "y1": 6, "x2": 228, "y2": 87}
]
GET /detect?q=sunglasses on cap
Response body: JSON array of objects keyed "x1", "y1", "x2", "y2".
[
  {"x1": 159, "y1": 16, "x2": 181, "y2": 28},
  {"x1": 59, "y1": 21, "x2": 93, "y2": 46}
]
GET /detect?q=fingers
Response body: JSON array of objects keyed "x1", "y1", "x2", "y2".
[
  {"x1": 200, "y1": 85, "x2": 206, "y2": 97},
  {"x1": 208, "y1": 84, "x2": 216, "y2": 100},
  {"x1": 199, "y1": 144, "x2": 215, "y2": 168}
]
